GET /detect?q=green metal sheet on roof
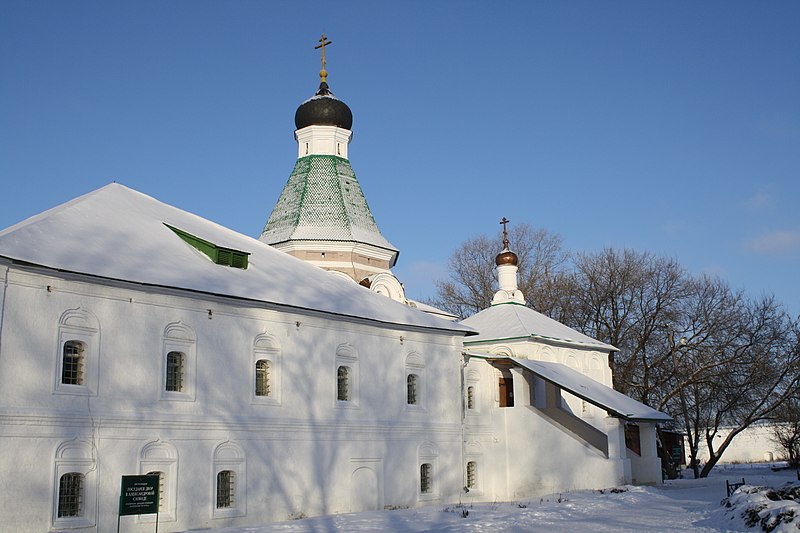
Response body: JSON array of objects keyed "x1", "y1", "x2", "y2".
[{"x1": 259, "y1": 155, "x2": 397, "y2": 253}]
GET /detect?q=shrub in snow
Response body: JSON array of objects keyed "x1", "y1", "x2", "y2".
[{"x1": 722, "y1": 482, "x2": 800, "y2": 532}]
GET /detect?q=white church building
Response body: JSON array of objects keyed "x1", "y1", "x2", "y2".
[{"x1": 0, "y1": 42, "x2": 669, "y2": 532}]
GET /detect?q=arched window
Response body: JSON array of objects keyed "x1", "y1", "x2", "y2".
[
  {"x1": 61, "y1": 341, "x2": 85, "y2": 385},
  {"x1": 212, "y1": 441, "x2": 246, "y2": 518},
  {"x1": 334, "y1": 343, "x2": 359, "y2": 407},
  {"x1": 466, "y1": 461, "x2": 478, "y2": 490},
  {"x1": 165, "y1": 351, "x2": 184, "y2": 392},
  {"x1": 162, "y1": 322, "x2": 195, "y2": 400},
  {"x1": 407, "y1": 374, "x2": 418, "y2": 405},
  {"x1": 216, "y1": 470, "x2": 235, "y2": 508},
  {"x1": 405, "y1": 353, "x2": 426, "y2": 410},
  {"x1": 139, "y1": 440, "x2": 178, "y2": 523},
  {"x1": 420, "y1": 463, "x2": 432, "y2": 494},
  {"x1": 253, "y1": 333, "x2": 281, "y2": 405},
  {"x1": 337, "y1": 366, "x2": 350, "y2": 401},
  {"x1": 55, "y1": 308, "x2": 99, "y2": 395},
  {"x1": 255, "y1": 360, "x2": 270, "y2": 397},
  {"x1": 57, "y1": 472, "x2": 84, "y2": 517}
]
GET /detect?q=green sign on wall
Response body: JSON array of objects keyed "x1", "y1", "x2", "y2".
[{"x1": 119, "y1": 474, "x2": 159, "y2": 516}]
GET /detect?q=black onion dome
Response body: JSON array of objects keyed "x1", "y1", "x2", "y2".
[
  {"x1": 294, "y1": 82, "x2": 353, "y2": 130},
  {"x1": 495, "y1": 249, "x2": 519, "y2": 266}
]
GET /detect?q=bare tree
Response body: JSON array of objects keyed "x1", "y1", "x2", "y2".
[
  {"x1": 557, "y1": 248, "x2": 687, "y2": 407},
  {"x1": 771, "y1": 396, "x2": 800, "y2": 467},
  {"x1": 431, "y1": 224, "x2": 567, "y2": 319}
]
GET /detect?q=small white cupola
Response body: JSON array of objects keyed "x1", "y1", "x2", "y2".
[{"x1": 491, "y1": 217, "x2": 526, "y2": 306}]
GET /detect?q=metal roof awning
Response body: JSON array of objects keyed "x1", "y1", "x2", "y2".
[{"x1": 465, "y1": 352, "x2": 671, "y2": 423}]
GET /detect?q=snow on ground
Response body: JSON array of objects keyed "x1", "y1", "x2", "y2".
[{"x1": 183, "y1": 464, "x2": 800, "y2": 533}]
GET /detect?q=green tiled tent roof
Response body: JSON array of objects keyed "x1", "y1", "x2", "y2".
[{"x1": 259, "y1": 155, "x2": 398, "y2": 254}]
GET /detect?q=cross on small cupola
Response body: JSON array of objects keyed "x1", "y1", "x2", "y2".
[
  {"x1": 315, "y1": 34, "x2": 332, "y2": 83},
  {"x1": 495, "y1": 217, "x2": 518, "y2": 267},
  {"x1": 500, "y1": 217, "x2": 510, "y2": 250}
]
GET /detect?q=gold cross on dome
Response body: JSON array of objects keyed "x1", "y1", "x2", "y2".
[
  {"x1": 315, "y1": 34, "x2": 332, "y2": 83},
  {"x1": 500, "y1": 217, "x2": 510, "y2": 249}
]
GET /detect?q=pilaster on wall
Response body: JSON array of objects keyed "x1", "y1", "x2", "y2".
[
  {"x1": 630, "y1": 423, "x2": 662, "y2": 485},
  {"x1": 605, "y1": 417, "x2": 632, "y2": 485}
]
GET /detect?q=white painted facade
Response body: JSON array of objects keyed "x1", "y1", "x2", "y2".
[{"x1": 0, "y1": 259, "x2": 468, "y2": 532}]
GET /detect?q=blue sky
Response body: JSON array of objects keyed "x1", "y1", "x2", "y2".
[{"x1": 2, "y1": 1, "x2": 798, "y2": 315}]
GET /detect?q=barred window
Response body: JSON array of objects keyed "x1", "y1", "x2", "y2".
[
  {"x1": 61, "y1": 341, "x2": 85, "y2": 385},
  {"x1": 165, "y1": 351, "x2": 184, "y2": 392},
  {"x1": 420, "y1": 463, "x2": 432, "y2": 494},
  {"x1": 337, "y1": 366, "x2": 350, "y2": 401},
  {"x1": 147, "y1": 471, "x2": 165, "y2": 511},
  {"x1": 467, "y1": 386, "x2": 475, "y2": 410},
  {"x1": 407, "y1": 374, "x2": 418, "y2": 405},
  {"x1": 216, "y1": 470, "x2": 235, "y2": 509},
  {"x1": 57, "y1": 472, "x2": 84, "y2": 517},
  {"x1": 466, "y1": 461, "x2": 478, "y2": 489},
  {"x1": 255, "y1": 360, "x2": 270, "y2": 397}
]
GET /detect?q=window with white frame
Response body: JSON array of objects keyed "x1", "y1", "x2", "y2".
[
  {"x1": 466, "y1": 461, "x2": 478, "y2": 490},
  {"x1": 162, "y1": 322, "x2": 196, "y2": 401},
  {"x1": 334, "y1": 343, "x2": 359, "y2": 407},
  {"x1": 405, "y1": 353, "x2": 426, "y2": 410},
  {"x1": 165, "y1": 351, "x2": 184, "y2": 392},
  {"x1": 407, "y1": 374, "x2": 418, "y2": 405},
  {"x1": 54, "y1": 308, "x2": 100, "y2": 395},
  {"x1": 138, "y1": 440, "x2": 178, "y2": 523},
  {"x1": 420, "y1": 463, "x2": 432, "y2": 494},
  {"x1": 216, "y1": 470, "x2": 235, "y2": 508},
  {"x1": 337, "y1": 365, "x2": 350, "y2": 401},
  {"x1": 57, "y1": 473, "x2": 84, "y2": 518},
  {"x1": 61, "y1": 341, "x2": 85, "y2": 385},
  {"x1": 211, "y1": 442, "x2": 246, "y2": 519},
  {"x1": 52, "y1": 439, "x2": 96, "y2": 529},
  {"x1": 465, "y1": 370, "x2": 480, "y2": 414},
  {"x1": 252, "y1": 333, "x2": 281, "y2": 405},
  {"x1": 417, "y1": 443, "x2": 438, "y2": 501},
  {"x1": 255, "y1": 360, "x2": 270, "y2": 396}
]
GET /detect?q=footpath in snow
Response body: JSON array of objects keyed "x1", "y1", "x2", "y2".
[{"x1": 182, "y1": 463, "x2": 800, "y2": 533}]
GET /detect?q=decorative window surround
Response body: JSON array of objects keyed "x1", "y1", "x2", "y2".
[
  {"x1": 405, "y1": 352, "x2": 426, "y2": 411},
  {"x1": 161, "y1": 322, "x2": 196, "y2": 402},
  {"x1": 252, "y1": 333, "x2": 281, "y2": 406},
  {"x1": 54, "y1": 308, "x2": 100, "y2": 396},
  {"x1": 52, "y1": 439, "x2": 96, "y2": 529},
  {"x1": 334, "y1": 343, "x2": 359, "y2": 408},
  {"x1": 211, "y1": 442, "x2": 246, "y2": 519},
  {"x1": 138, "y1": 441, "x2": 178, "y2": 523},
  {"x1": 417, "y1": 443, "x2": 439, "y2": 501}
]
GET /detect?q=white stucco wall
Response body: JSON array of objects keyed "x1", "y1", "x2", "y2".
[{"x1": 0, "y1": 264, "x2": 466, "y2": 532}]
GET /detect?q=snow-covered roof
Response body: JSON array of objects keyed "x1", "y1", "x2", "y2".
[
  {"x1": 466, "y1": 353, "x2": 670, "y2": 422},
  {"x1": 461, "y1": 302, "x2": 618, "y2": 351},
  {"x1": 259, "y1": 155, "x2": 398, "y2": 259},
  {"x1": 510, "y1": 357, "x2": 671, "y2": 422},
  {"x1": 0, "y1": 183, "x2": 472, "y2": 335}
]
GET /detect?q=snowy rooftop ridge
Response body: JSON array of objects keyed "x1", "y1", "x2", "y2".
[
  {"x1": 462, "y1": 302, "x2": 618, "y2": 351},
  {"x1": 0, "y1": 183, "x2": 470, "y2": 335}
]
